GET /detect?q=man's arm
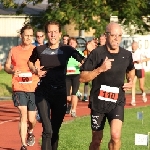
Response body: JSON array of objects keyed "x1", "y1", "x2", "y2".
[
  {"x1": 141, "y1": 58, "x2": 150, "y2": 63},
  {"x1": 4, "y1": 50, "x2": 14, "y2": 74},
  {"x1": 127, "y1": 69, "x2": 135, "y2": 82},
  {"x1": 123, "y1": 69, "x2": 135, "y2": 91},
  {"x1": 27, "y1": 60, "x2": 38, "y2": 75},
  {"x1": 79, "y1": 69, "x2": 102, "y2": 83},
  {"x1": 80, "y1": 57, "x2": 114, "y2": 83}
]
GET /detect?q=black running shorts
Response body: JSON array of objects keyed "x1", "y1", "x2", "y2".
[
  {"x1": 91, "y1": 105, "x2": 124, "y2": 131},
  {"x1": 135, "y1": 69, "x2": 145, "y2": 78}
]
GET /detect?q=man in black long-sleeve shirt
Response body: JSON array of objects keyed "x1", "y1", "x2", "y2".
[{"x1": 28, "y1": 21, "x2": 84, "y2": 150}]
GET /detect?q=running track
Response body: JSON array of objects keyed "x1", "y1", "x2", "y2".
[{"x1": 0, "y1": 94, "x2": 150, "y2": 150}]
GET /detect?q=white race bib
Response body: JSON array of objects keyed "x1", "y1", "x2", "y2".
[
  {"x1": 18, "y1": 72, "x2": 32, "y2": 84},
  {"x1": 67, "y1": 67, "x2": 76, "y2": 74},
  {"x1": 98, "y1": 85, "x2": 119, "y2": 103}
]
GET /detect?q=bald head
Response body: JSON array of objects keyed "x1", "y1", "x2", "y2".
[
  {"x1": 106, "y1": 22, "x2": 122, "y2": 33},
  {"x1": 105, "y1": 22, "x2": 122, "y2": 51},
  {"x1": 132, "y1": 41, "x2": 138, "y2": 52}
]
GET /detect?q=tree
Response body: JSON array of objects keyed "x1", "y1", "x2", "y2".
[{"x1": 1, "y1": 0, "x2": 150, "y2": 36}]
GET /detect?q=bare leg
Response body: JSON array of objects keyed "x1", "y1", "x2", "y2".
[
  {"x1": 89, "y1": 130, "x2": 103, "y2": 150},
  {"x1": 131, "y1": 76, "x2": 137, "y2": 106},
  {"x1": 18, "y1": 106, "x2": 28, "y2": 146},
  {"x1": 108, "y1": 119, "x2": 122, "y2": 150}
]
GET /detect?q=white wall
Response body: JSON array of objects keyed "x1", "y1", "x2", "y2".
[{"x1": 0, "y1": 15, "x2": 29, "y2": 65}]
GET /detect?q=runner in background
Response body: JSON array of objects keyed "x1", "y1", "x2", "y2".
[
  {"x1": 33, "y1": 30, "x2": 46, "y2": 46},
  {"x1": 98, "y1": 34, "x2": 106, "y2": 46},
  {"x1": 4, "y1": 24, "x2": 40, "y2": 150},
  {"x1": 82, "y1": 40, "x2": 97, "y2": 102},
  {"x1": 130, "y1": 41, "x2": 150, "y2": 106},
  {"x1": 66, "y1": 37, "x2": 84, "y2": 117},
  {"x1": 62, "y1": 34, "x2": 69, "y2": 45}
]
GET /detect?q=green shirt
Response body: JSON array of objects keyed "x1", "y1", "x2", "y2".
[{"x1": 67, "y1": 50, "x2": 83, "y2": 75}]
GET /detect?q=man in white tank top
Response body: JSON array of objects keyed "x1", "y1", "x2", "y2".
[{"x1": 131, "y1": 41, "x2": 150, "y2": 106}]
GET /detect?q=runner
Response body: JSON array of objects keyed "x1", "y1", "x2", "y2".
[
  {"x1": 33, "y1": 29, "x2": 45, "y2": 46},
  {"x1": 80, "y1": 22, "x2": 135, "y2": 150},
  {"x1": 130, "y1": 41, "x2": 150, "y2": 106},
  {"x1": 66, "y1": 37, "x2": 83, "y2": 117},
  {"x1": 27, "y1": 20, "x2": 84, "y2": 150},
  {"x1": 82, "y1": 40, "x2": 97, "y2": 102},
  {"x1": 62, "y1": 34, "x2": 69, "y2": 45},
  {"x1": 4, "y1": 24, "x2": 39, "y2": 150},
  {"x1": 98, "y1": 34, "x2": 106, "y2": 46}
]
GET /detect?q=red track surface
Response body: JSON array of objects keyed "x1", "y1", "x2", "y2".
[{"x1": 0, "y1": 93, "x2": 150, "y2": 150}]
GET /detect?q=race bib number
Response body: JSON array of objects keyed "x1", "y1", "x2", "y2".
[
  {"x1": 18, "y1": 72, "x2": 32, "y2": 84},
  {"x1": 98, "y1": 85, "x2": 119, "y2": 103},
  {"x1": 67, "y1": 67, "x2": 76, "y2": 74}
]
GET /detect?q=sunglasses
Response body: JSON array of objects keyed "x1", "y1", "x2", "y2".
[{"x1": 36, "y1": 35, "x2": 44, "y2": 38}]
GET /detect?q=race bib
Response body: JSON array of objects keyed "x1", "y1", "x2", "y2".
[
  {"x1": 67, "y1": 67, "x2": 76, "y2": 74},
  {"x1": 98, "y1": 85, "x2": 119, "y2": 103},
  {"x1": 18, "y1": 72, "x2": 32, "y2": 84}
]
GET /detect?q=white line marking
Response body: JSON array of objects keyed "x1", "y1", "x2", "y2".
[{"x1": 0, "y1": 117, "x2": 19, "y2": 125}]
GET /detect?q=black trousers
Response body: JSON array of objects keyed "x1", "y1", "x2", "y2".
[{"x1": 35, "y1": 87, "x2": 67, "y2": 150}]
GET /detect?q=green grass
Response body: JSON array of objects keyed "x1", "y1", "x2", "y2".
[
  {"x1": 0, "y1": 70, "x2": 12, "y2": 96},
  {"x1": 58, "y1": 106, "x2": 150, "y2": 150},
  {"x1": 0, "y1": 70, "x2": 150, "y2": 97}
]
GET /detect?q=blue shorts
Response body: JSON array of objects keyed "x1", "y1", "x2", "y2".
[{"x1": 12, "y1": 91, "x2": 37, "y2": 111}]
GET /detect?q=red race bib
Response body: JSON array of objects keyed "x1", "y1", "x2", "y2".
[
  {"x1": 67, "y1": 67, "x2": 76, "y2": 74},
  {"x1": 18, "y1": 72, "x2": 32, "y2": 84},
  {"x1": 98, "y1": 85, "x2": 119, "y2": 103}
]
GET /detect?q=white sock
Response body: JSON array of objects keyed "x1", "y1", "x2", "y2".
[
  {"x1": 142, "y1": 92, "x2": 146, "y2": 96},
  {"x1": 132, "y1": 98, "x2": 135, "y2": 103}
]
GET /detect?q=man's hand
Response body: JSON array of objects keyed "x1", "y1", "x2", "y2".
[
  {"x1": 123, "y1": 79, "x2": 133, "y2": 91},
  {"x1": 134, "y1": 60, "x2": 142, "y2": 64},
  {"x1": 36, "y1": 66, "x2": 47, "y2": 77},
  {"x1": 13, "y1": 70, "x2": 21, "y2": 77},
  {"x1": 97, "y1": 57, "x2": 114, "y2": 73}
]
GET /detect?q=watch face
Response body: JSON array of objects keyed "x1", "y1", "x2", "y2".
[{"x1": 76, "y1": 37, "x2": 87, "y2": 51}]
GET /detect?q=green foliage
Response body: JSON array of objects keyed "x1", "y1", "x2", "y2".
[{"x1": 1, "y1": 0, "x2": 150, "y2": 36}]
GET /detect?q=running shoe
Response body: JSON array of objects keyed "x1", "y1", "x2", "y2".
[
  {"x1": 142, "y1": 92, "x2": 147, "y2": 103},
  {"x1": 66, "y1": 104, "x2": 71, "y2": 114},
  {"x1": 76, "y1": 90, "x2": 82, "y2": 100},
  {"x1": 131, "y1": 101, "x2": 136, "y2": 106},
  {"x1": 36, "y1": 113, "x2": 41, "y2": 123},
  {"x1": 20, "y1": 145, "x2": 27, "y2": 150},
  {"x1": 26, "y1": 132, "x2": 35, "y2": 146},
  {"x1": 71, "y1": 111, "x2": 77, "y2": 117},
  {"x1": 82, "y1": 96, "x2": 88, "y2": 102}
]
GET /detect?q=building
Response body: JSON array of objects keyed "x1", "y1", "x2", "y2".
[{"x1": 0, "y1": 4, "x2": 47, "y2": 65}]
